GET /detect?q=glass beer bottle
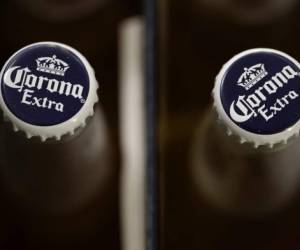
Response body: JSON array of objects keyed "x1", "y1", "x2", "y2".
[
  {"x1": 192, "y1": 48, "x2": 300, "y2": 215},
  {"x1": 0, "y1": 41, "x2": 117, "y2": 249}
]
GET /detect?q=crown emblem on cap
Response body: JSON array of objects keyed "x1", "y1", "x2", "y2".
[
  {"x1": 237, "y1": 64, "x2": 268, "y2": 90},
  {"x1": 36, "y1": 55, "x2": 69, "y2": 76}
]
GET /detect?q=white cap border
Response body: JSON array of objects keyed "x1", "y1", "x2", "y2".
[
  {"x1": 213, "y1": 48, "x2": 300, "y2": 147},
  {"x1": 0, "y1": 41, "x2": 99, "y2": 141}
]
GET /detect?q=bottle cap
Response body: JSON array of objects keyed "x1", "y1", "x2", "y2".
[
  {"x1": 0, "y1": 42, "x2": 98, "y2": 141},
  {"x1": 213, "y1": 48, "x2": 300, "y2": 147}
]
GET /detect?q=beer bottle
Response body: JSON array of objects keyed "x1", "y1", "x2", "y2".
[
  {"x1": 0, "y1": 42, "x2": 117, "y2": 249},
  {"x1": 191, "y1": 48, "x2": 300, "y2": 215},
  {"x1": 160, "y1": 0, "x2": 300, "y2": 249}
]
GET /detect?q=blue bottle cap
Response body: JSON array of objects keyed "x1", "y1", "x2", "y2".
[
  {"x1": 213, "y1": 48, "x2": 300, "y2": 147},
  {"x1": 0, "y1": 42, "x2": 99, "y2": 141}
]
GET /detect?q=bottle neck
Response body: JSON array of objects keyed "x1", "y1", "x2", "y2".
[
  {"x1": 0, "y1": 103, "x2": 111, "y2": 214},
  {"x1": 191, "y1": 109, "x2": 300, "y2": 215}
]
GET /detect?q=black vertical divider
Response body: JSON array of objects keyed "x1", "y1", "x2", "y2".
[{"x1": 145, "y1": 0, "x2": 159, "y2": 249}]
